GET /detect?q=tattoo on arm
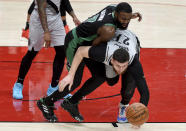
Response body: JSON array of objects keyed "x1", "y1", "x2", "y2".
[{"x1": 37, "y1": 0, "x2": 49, "y2": 32}]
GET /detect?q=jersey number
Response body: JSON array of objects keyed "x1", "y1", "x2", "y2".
[
  {"x1": 116, "y1": 34, "x2": 129, "y2": 45},
  {"x1": 86, "y1": 9, "x2": 106, "y2": 23}
]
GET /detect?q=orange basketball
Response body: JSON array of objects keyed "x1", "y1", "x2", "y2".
[{"x1": 126, "y1": 103, "x2": 149, "y2": 126}]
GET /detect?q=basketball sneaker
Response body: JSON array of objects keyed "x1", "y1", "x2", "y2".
[
  {"x1": 47, "y1": 84, "x2": 72, "y2": 98},
  {"x1": 37, "y1": 98, "x2": 58, "y2": 122},
  {"x1": 63, "y1": 93, "x2": 72, "y2": 99},
  {"x1": 47, "y1": 84, "x2": 59, "y2": 96},
  {"x1": 117, "y1": 103, "x2": 129, "y2": 123},
  {"x1": 61, "y1": 98, "x2": 84, "y2": 122},
  {"x1": 64, "y1": 25, "x2": 70, "y2": 34},
  {"x1": 13, "y1": 83, "x2": 23, "y2": 99},
  {"x1": 21, "y1": 29, "x2": 29, "y2": 39}
]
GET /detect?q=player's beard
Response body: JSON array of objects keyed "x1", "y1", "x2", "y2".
[
  {"x1": 113, "y1": 67, "x2": 127, "y2": 75},
  {"x1": 116, "y1": 20, "x2": 129, "y2": 30}
]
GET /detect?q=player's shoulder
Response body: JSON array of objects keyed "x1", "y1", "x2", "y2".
[
  {"x1": 105, "y1": 4, "x2": 117, "y2": 10},
  {"x1": 107, "y1": 4, "x2": 117, "y2": 7},
  {"x1": 116, "y1": 29, "x2": 136, "y2": 36},
  {"x1": 126, "y1": 30, "x2": 137, "y2": 37}
]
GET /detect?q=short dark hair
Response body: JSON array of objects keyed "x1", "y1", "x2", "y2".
[
  {"x1": 113, "y1": 48, "x2": 129, "y2": 63},
  {"x1": 115, "y1": 2, "x2": 132, "y2": 13}
]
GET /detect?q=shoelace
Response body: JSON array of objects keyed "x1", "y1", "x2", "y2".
[
  {"x1": 41, "y1": 104, "x2": 55, "y2": 116},
  {"x1": 120, "y1": 107, "x2": 126, "y2": 116}
]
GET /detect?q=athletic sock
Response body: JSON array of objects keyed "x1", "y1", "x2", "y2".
[
  {"x1": 51, "y1": 81, "x2": 58, "y2": 88},
  {"x1": 45, "y1": 86, "x2": 69, "y2": 105},
  {"x1": 69, "y1": 94, "x2": 83, "y2": 104},
  {"x1": 17, "y1": 77, "x2": 24, "y2": 84}
]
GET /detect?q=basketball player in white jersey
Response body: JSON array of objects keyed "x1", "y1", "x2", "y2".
[
  {"x1": 57, "y1": 29, "x2": 150, "y2": 122},
  {"x1": 12, "y1": 0, "x2": 80, "y2": 99},
  {"x1": 36, "y1": 28, "x2": 149, "y2": 122},
  {"x1": 21, "y1": 0, "x2": 79, "y2": 39}
]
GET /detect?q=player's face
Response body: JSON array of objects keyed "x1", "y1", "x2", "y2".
[
  {"x1": 111, "y1": 59, "x2": 129, "y2": 75},
  {"x1": 116, "y1": 12, "x2": 132, "y2": 29}
]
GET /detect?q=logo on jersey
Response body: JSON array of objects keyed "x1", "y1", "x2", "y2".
[{"x1": 98, "y1": 9, "x2": 106, "y2": 21}]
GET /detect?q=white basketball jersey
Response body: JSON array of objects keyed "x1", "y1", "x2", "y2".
[
  {"x1": 34, "y1": 0, "x2": 61, "y2": 15},
  {"x1": 104, "y1": 29, "x2": 138, "y2": 66},
  {"x1": 104, "y1": 29, "x2": 139, "y2": 78}
]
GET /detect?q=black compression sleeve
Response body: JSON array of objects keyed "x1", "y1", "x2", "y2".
[
  {"x1": 28, "y1": 1, "x2": 35, "y2": 15},
  {"x1": 60, "y1": 0, "x2": 73, "y2": 16},
  {"x1": 88, "y1": 43, "x2": 107, "y2": 63},
  {"x1": 60, "y1": 7, "x2": 66, "y2": 16},
  {"x1": 129, "y1": 56, "x2": 150, "y2": 106}
]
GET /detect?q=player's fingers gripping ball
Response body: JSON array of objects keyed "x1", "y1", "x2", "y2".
[{"x1": 126, "y1": 103, "x2": 149, "y2": 126}]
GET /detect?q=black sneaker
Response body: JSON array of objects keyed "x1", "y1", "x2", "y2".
[
  {"x1": 37, "y1": 98, "x2": 58, "y2": 122},
  {"x1": 61, "y1": 98, "x2": 84, "y2": 122}
]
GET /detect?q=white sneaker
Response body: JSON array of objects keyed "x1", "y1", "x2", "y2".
[{"x1": 117, "y1": 103, "x2": 129, "y2": 123}]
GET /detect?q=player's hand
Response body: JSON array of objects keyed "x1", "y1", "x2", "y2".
[
  {"x1": 59, "y1": 74, "x2": 74, "y2": 92},
  {"x1": 73, "y1": 17, "x2": 81, "y2": 26},
  {"x1": 44, "y1": 32, "x2": 51, "y2": 48},
  {"x1": 132, "y1": 12, "x2": 142, "y2": 22}
]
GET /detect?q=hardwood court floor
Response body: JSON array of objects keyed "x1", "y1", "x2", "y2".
[{"x1": 0, "y1": 0, "x2": 185, "y2": 130}]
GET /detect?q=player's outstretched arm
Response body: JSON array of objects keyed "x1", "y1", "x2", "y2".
[{"x1": 59, "y1": 46, "x2": 91, "y2": 92}]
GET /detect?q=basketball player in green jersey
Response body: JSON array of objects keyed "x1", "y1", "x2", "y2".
[{"x1": 37, "y1": 2, "x2": 142, "y2": 122}]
